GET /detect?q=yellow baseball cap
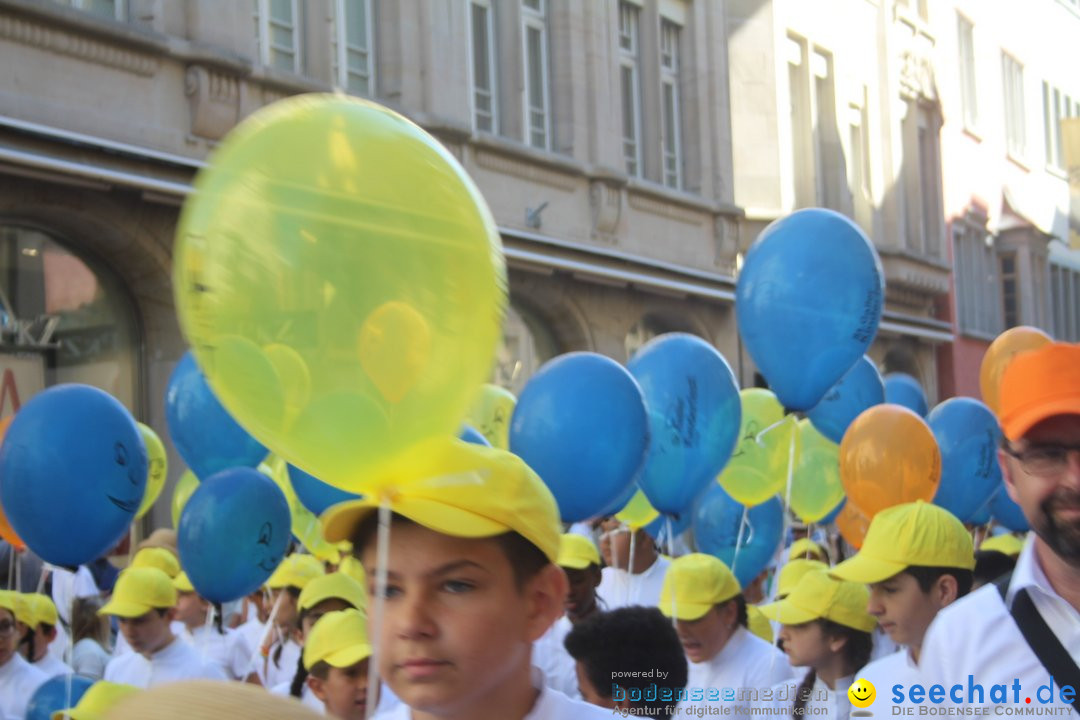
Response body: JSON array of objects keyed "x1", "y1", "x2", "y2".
[
  {"x1": 26, "y1": 593, "x2": 58, "y2": 628},
  {"x1": 8, "y1": 593, "x2": 33, "y2": 627},
  {"x1": 760, "y1": 569, "x2": 876, "y2": 633},
  {"x1": 658, "y1": 554, "x2": 741, "y2": 621},
  {"x1": 980, "y1": 533, "x2": 1025, "y2": 558},
  {"x1": 0, "y1": 591, "x2": 17, "y2": 622},
  {"x1": 337, "y1": 555, "x2": 366, "y2": 586},
  {"x1": 131, "y1": 547, "x2": 181, "y2": 579},
  {"x1": 776, "y1": 559, "x2": 828, "y2": 599},
  {"x1": 302, "y1": 608, "x2": 372, "y2": 670},
  {"x1": 747, "y1": 605, "x2": 774, "y2": 643},
  {"x1": 267, "y1": 554, "x2": 325, "y2": 590},
  {"x1": 831, "y1": 501, "x2": 975, "y2": 584},
  {"x1": 789, "y1": 538, "x2": 828, "y2": 563},
  {"x1": 320, "y1": 440, "x2": 561, "y2": 563},
  {"x1": 173, "y1": 572, "x2": 195, "y2": 593},
  {"x1": 99, "y1": 568, "x2": 177, "y2": 618},
  {"x1": 557, "y1": 533, "x2": 601, "y2": 570},
  {"x1": 298, "y1": 572, "x2": 366, "y2": 612},
  {"x1": 52, "y1": 681, "x2": 140, "y2": 720}
]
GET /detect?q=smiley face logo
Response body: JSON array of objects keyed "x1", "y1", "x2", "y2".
[{"x1": 848, "y1": 678, "x2": 876, "y2": 709}]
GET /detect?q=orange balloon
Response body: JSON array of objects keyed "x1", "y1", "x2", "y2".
[
  {"x1": 0, "y1": 416, "x2": 25, "y2": 551},
  {"x1": 839, "y1": 404, "x2": 940, "y2": 518},
  {"x1": 979, "y1": 326, "x2": 1052, "y2": 414},
  {"x1": 836, "y1": 502, "x2": 871, "y2": 549}
]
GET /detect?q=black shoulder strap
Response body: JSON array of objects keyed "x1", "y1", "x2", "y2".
[{"x1": 997, "y1": 575, "x2": 1080, "y2": 714}]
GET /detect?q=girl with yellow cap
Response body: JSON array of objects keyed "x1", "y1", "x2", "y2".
[
  {"x1": 173, "y1": 572, "x2": 257, "y2": 682},
  {"x1": 0, "y1": 590, "x2": 47, "y2": 719},
  {"x1": 251, "y1": 553, "x2": 324, "y2": 689},
  {"x1": 759, "y1": 570, "x2": 876, "y2": 719}
]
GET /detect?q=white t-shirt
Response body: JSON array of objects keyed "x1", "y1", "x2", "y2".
[
  {"x1": 49, "y1": 565, "x2": 99, "y2": 625},
  {"x1": 372, "y1": 667, "x2": 611, "y2": 720},
  {"x1": 180, "y1": 624, "x2": 254, "y2": 680},
  {"x1": 532, "y1": 616, "x2": 579, "y2": 699},
  {"x1": 238, "y1": 616, "x2": 267, "y2": 657},
  {"x1": 0, "y1": 652, "x2": 48, "y2": 720},
  {"x1": 250, "y1": 637, "x2": 301, "y2": 689},
  {"x1": 596, "y1": 555, "x2": 670, "y2": 610},
  {"x1": 103, "y1": 636, "x2": 227, "y2": 688},
  {"x1": 678, "y1": 626, "x2": 794, "y2": 716},
  {"x1": 32, "y1": 651, "x2": 71, "y2": 678},
  {"x1": 855, "y1": 648, "x2": 922, "y2": 713},
  {"x1": 71, "y1": 637, "x2": 111, "y2": 680},
  {"x1": 869, "y1": 624, "x2": 900, "y2": 661},
  {"x1": 760, "y1": 673, "x2": 855, "y2": 720},
  {"x1": 919, "y1": 536, "x2": 1079, "y2": 717}
]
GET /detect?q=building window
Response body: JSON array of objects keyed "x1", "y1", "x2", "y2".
[
  {"x1": 0, "y1": 226, "x2": 140, "y2": 414},
  {"x1": 848, "y1": 88, "x2": 873, "y2": 230},
  {"x1": 659, "y1": 19, "x2": 683, "y2": 189},
  {"x1": 522, "y1": 0, "x2": 551, "y2": 150},
  {"x1": 254, "y1": 0, "x2": 300, "y2": 74},
  {"x1": 788, "y1": 38, "x2": 843, "y2": 211},
  {"x1": 1049, "y1": 264, "x2": 1080, "y2": 341},
  {"x1": 1002, "y1": 54, "x2": 1026, "y2": 159},
  {"x1": 619, "y1": 1, "x2": 643, "y2": 177},
  {"x1": 900, "y1": 102, "x2": 943, "y2": 258},
  {"x1": 1000, "y1": 252, "x2": 1019, "y2": 328},
  {"x1": 811, "y1": 49, "x2": 842, "y2": 211},
  {"x1": 788, "y1": 35, "x2": 813, "y2": 207},
  {"x1": 1043, "y1": 81, "x2": 1080, "y2": 171},
  {"x1": 953, "y1": 225, "x2": 1001, "y2": 336},
  {"x1": 957, "y1": 15, "x2": 978, "y2": 130},
  {"x1": 53, "y1": 0, "x2": 125, "y2": 21},
  {"x1": 469, "y1": 0, "x2": 498, "y2": 133},
  {"x1": 331, "y1": 0, "x2": 374, "y2": 96}
]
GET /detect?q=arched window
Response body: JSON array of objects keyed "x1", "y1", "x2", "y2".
[
  {"x1": 624, "y1": 312, "x2": 705, "y2": 361},
  {"x1": 493, "y1": 302, "x2": 557, "y2": 396},
  {"x1": 0, "y1": 225, "x2": 140, "y2": 415}
]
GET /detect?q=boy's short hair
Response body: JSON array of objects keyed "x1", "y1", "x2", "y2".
[
  {"x1": 901, "y1": 565, "x2": 974, "y2": 598},
  {"x1": 564, "y1": 607, "x2": 688, "y2": 718}
]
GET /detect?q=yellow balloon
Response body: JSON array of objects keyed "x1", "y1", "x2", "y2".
[
  {"x1": 171, "y1": 470, "x2": 199, "y2": 529},
  {"x1": 615, "y1": 490, "x2": 660, "y2": 530},
  {"x1": 466, "y1": 384, "x2": 516, "y2": 450},
  {"x1": 789, "y1": 420, "x2": 845, "y2": 523},
  {"x1": 719, "y1": 390, "x2": 795, "y2": 506},
  {"x1": 173, "y1": 95, "x2": 506, "y2": 494},
  {"x1": 136, "y1": 423, "x2": 169, "y2": 519}
]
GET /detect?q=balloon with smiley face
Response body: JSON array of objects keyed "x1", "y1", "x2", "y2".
[
  {"x1": 0, "y1": 384, "x2": 147, "y2": 568},
  {"x1": 178, "y1": 467, "x2": 291, "y2": 603}
]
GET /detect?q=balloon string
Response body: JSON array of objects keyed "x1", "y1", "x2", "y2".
[
  {"x1": 730, "y1": 505, "x2": 750, "y2": 581},
  {"x1": 665, "y1": 515, "x2": 676, "y2": 561},
  {"x1": 754, "y1": 417, "x2": 789, "y2": 444},
  {"x1": 129, "y1": 524, "x2": 137, "y2": 566},
  {"x1": 65, "y1": 593, "x2": 75, "y2": 716},
  {"x1": 366, "y1": 497, "x2": 392, "y2": 720},
  {"x1": 8, "y1": 549, "x2": 15, "y2": 591},
  {"x1": 626, "y1": 528, "x2": 637, "y2": 607},
  {"x1": 37, "y1": 566, "x2": 50, "y2": 595},
  {"x1": 258, "y1": 590, "x2": 285, "y2": 679}
]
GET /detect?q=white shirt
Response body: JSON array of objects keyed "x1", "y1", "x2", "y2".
[
  {"x1": 48, "y1": 623, "x2": 70, "y2": 664},
  {"x1": 869, "y1": 624, "x2": 900, "y2": 661},
  {"x1": 250, "y1": 637, "x2": 301, "y2": 689},
  {"x1": 180, "y1": 624, "x2": 253, "y2": 680},
  {"x1": 919, "y1": 537, "x2": 1079, "y2": 717},
  {"x1": 762, "y1": 673, "x2": 855, "y2": 720},
  {"x1": 596, "y1": 555, "x2": 670, "y2": 610},
  {"x1": 856, "y1": 648, "x2": 922, "y2": 713},
  {"x1": 271, "y1": 680, "x2": 325, "y2": 711},
  {"x1": 372, "y1": 667, "x2": 611, "y2": 720},
  {"x1": 49, "y1": 565, "x2": 99, "y2": 625},
  {"x1": 71, "y1": 637, "x2": 111, "y2": 680},
  {"x1": 678, "y1": 626, "x2": 794, "y2": 715},
  {"x1": 32, "y1": 651, "x2": 71, "y2": 678},
  {"x1": 532, "y1": 616, "x2": 579, "y2": 699},
  {"x1": 237, "y1": 616, "x2": 267, "y2": 655},
  {"x1": 103, "y1": 635, "x2": 227, "y2": 688},
  {"x1": 0, "y1": 652, "x2": 48, "y2": 720}
]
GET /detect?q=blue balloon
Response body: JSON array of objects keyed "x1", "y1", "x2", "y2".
[
  {"x1": 884, "y1": 373, "x2": 929, "y2": 417},
  {"x1": 288, "y1": 465, "x2": 362, "y2": 516},
  {"x1": 598, "y1": 481, "x2": 639, "y2": 519},
  {"x1": 165, "y1": 352, "x2": 268, "y2": 480},
  {"x1": 645, "y1": 511, "x2": 692, "y2": 547},
  {"x1": 991, "y1": 484, "x2": 1030, "y2": 532},
  {"x1": 807, "y1": 356, "x2": 884, "y2": 443},
  {"x1": 693, "y1": 483, "x2": 784, "y2": 587},
  {"x1": 628, "y1": 334, "x2": 741, "y2": 515},
  {"x1": 459, "y1": 425, "x2": 491, "y2": 447},
  {"x1": 927, "y1": 398, "x2": 1002, "y2": 522},
  {"x1": 0, "y1": 385, "x2": 147, "y2": 568},
  {"x1": 736, "y1": 208, "x2": 884, "y2": 411},
  {"x1": 510, "y1": 353, "x2": 649, "y2": 523},
  {"x1": 178, "y1": 467, "x2": 291, "y2": 603},
  {"x1": 26, "y1": 674, "x2": 95, "y2": 720},
  {"x1": 819, "y1": 498, "x2": 845, "y2": 526}
]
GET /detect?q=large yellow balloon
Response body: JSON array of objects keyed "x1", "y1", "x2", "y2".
[
  {"x1": 136, "y1": 423, "x2": 169, "y2": 519},
  {"x1": 173, "y1": 95, "x2": 506, "y2": 494},
  {"x1": 979, "y1": 326, "x2": 1052, "y2": 414},
  {"x1": 839, "y1": 404, "x2": 940, "y2": 518},
  {"x1": 615, "y1": 490, "x2": 660, "y2": 530},
  {"x1": 171, "y1": 470, "x2": 199, "y2": 529},
  {"x1": 718, "y1": 390, "x2": 795, "y2": 506},
  {"x1": 790, "y1": 420, "x2": 845, "y2": 523},
  {"x1": 466, "y1": 384, "x2": 516, "y2": 450}
]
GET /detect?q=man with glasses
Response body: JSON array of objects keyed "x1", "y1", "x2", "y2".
[
  {"x1": 593, "y1": 517, "x2": 670, "y2": 610},
  {"x1": 918, "y1": 342, "x2": 1079, "y2": 717}
]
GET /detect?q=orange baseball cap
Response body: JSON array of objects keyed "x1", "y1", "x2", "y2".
[{"x1": 998, "y1": 342, "x2": 1080, "y2": 441}]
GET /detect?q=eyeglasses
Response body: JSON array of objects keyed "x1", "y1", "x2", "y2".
[
  {"x1": 1003, "y1": 443, "x2": 1080, "y2": 477},
  {"x1": 0, "y1": 620, "x2": 16, "y2": 636}
]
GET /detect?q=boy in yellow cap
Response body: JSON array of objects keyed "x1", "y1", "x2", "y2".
[
  {"x1": 302, "y1": 608, "x2": 374, "y2": 720},
  {"x1": 21, "y1": 593, "x2": 71, "y2": 677},
  {"x1": 100, "y1": 567, "x2": 226, "y2": 687},
  {"x1": 52, "y1": 680, "x2": 140, "y2": 720},
  {"x1": 533, "y1": 533, "x2": 604, "y2": 699},
  {"x1": 594, "y1": 516, "x2": 670, "y2": 610},
  {"x1": 321, "y1": 440, "x2": 612, "y2": 720},
  {"x1": 130, "y1": 547, "x2": 181, "y2": 578},
  {"x1": 0, "y1": 590, "x2": 47, "y2": 719},
  {"x1": 759, "y1": 569, "x2": 876, "y2": 719},
  {"x1": 830, "y1": 500, "x2": 974, "y2": 709},
  {"x1": 658, "y1": 553, "x2": 791, "y2": 715},
  {"x1": 172, "y1": 572, "x2": 257, "y2": 682},
  {"x1": 251, "y1": 553, "x2": 325, "y2": 689}
]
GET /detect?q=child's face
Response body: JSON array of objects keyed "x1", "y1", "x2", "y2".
[
  {"x1": 300, "y1": 597, "x2": 353, "y2": 638},
  {"x1": 867, "y1": 572, "x2": 944, "y2": 649},
  {"x1": 309, "y1": 658, "x2": 371, "y2": 720},
  {"x1": 174, "y1": 591, "x2": 208, "y2": 628},
  {"x1": 118, "y1": 609, "x2": 175, "y2": 657},
  {"x1": 564, "y1": 567, "x2": 600, "y2": 621},
  {"x1": 362, "y1": 522, "x2": 564, "y2": 715},
  {"x1": 269, "y1": 588, "x2": 299, "y2": 628},
  {"x1": 0, "y1": 609, "x2": 16, "y2": 666},
  {"x1": 674, "y1": 602, "x2": 737, "y2": 664},
  {"x1": 777, "y1": 621, "x2": 842, "y2": 669}
]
